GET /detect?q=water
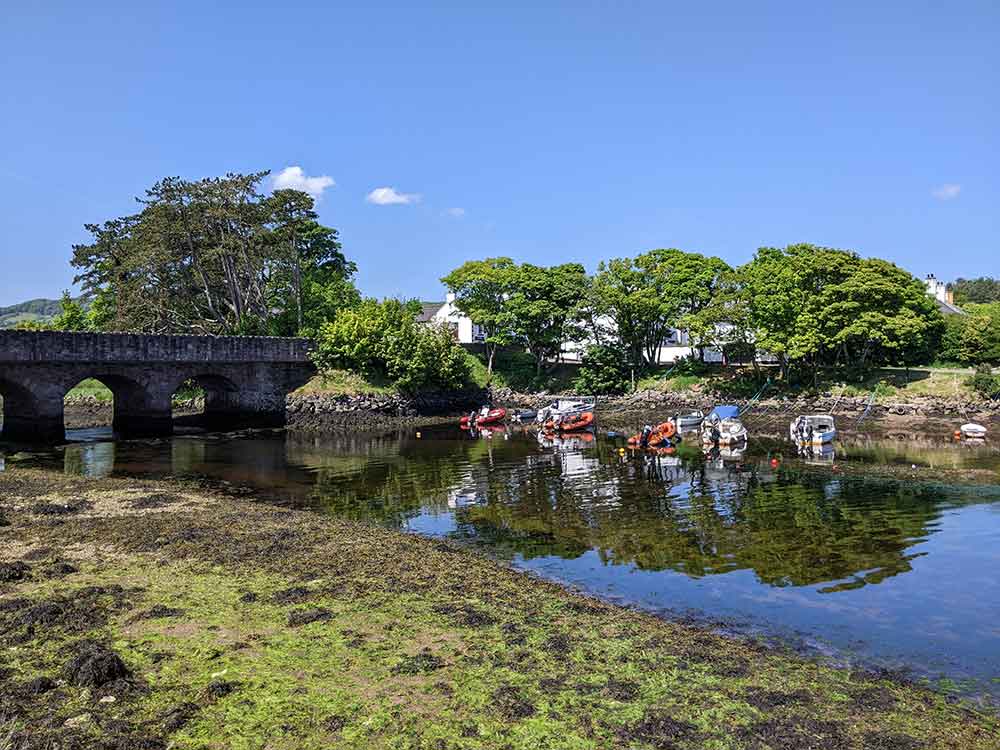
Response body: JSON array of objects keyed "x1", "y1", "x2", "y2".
[{"x1": 4, "y1": 422, "x2": 1000, "y2": 700}]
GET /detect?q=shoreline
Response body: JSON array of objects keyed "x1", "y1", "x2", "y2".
[
  {"x1": 1, "y1": 466, "x2": 998, "y2": 749},
  {"x1": 57, "y1": 386, "x2": 1000, "y2": 435}
]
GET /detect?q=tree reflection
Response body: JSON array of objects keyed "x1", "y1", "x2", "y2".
[{"x1": 289, "y1": 429, "x2": 958, "y2": 592}]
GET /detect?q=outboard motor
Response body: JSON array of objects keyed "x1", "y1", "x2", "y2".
[{"x1": 639, "y1": 424, "x2": 653, "y2": 448}]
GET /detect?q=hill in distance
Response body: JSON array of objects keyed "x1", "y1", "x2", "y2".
[{"x1": 0, "y1": 298, "x2": 63, "y2": 329}]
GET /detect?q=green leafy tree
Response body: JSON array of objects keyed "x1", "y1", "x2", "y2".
[
  {"x1": 573, "y1": 343, "x2": 633, "y2": 395},
  {"x1": 313, "y1": 299, "x2": 470, "y2": 392},
  {"x1": 71, "y1": 171, "x2": 357, "y2": 335},
  {"x1": 441, "y1": 258, "x2": 516, "y2": 375},
  {"x1": 951, "y1": 277, "x2": 1000, "y2": 305},
  {"x1": 50, "y1": 291, "x2": 91, "y2": 331},
  {"x1": 740, "y1": 244, "x2": 942, "y2": 378},
  {"x1": 506, "y1": 262, "x2": 589, "y2": 374}
]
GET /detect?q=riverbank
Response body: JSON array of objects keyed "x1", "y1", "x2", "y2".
[
  {"x1": 60, "y1": 385, "x2": 998, "y2": 435},
  {"x1": 1, "y1": 467, "x2": 997, "y2": 749}
]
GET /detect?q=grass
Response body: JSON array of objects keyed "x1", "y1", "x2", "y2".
[
  {"x1": 64, "y1": 378, "x2": 114, "y2": 402},
  {"x1": 294, "y1": 370, "x2": 396, "y2": 397},
  {"x1": 1, "y1": 467, "x2": 998, "y2": 749}
]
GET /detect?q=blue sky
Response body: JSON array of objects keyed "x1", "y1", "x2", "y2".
[{"x1": 1, "y1": 1, "x2": 997, "y2": 306}]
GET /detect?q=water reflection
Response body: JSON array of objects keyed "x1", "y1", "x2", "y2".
[{"x1": 7, "y1": 424, "x2": 1000, "y2": 697}]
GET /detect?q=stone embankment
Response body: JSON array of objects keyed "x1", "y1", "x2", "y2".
[
  {"x1": 489, "y1": 386, "x2": 1000, "y2": 422},
  {"x1": 60, "y1": 386, "x2": 997, "y2": 433}
]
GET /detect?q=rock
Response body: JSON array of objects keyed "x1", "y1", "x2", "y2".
[
  {"x1": 65, "y1": 642, "x2": 131, "y2": 687},
  {"x1": 0, "y1": 561, "x2": 31, "y2": 582},
  {"x1": 63, "y1": 713, "x2": 95, "y2": 729}
]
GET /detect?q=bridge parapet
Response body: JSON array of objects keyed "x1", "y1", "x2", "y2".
[
  {"x1": 0, "y1": 330, "x2": 312, "y2": 363},
  {"x1": 0, "y1": 331, "x2": 316, "y2": 443}
]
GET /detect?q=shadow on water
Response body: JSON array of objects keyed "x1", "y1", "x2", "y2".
[{"x1": 4, "y1": 422, "x2": 1000, "y2": 700}]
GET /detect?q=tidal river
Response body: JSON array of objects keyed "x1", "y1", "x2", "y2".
[{"x1": 5, "y1": 422, "x2": 1000, "y2": 702}]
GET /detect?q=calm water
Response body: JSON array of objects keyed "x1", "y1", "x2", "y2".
[{"x1": 4, "y1": 423, "x2": 1000, "y2": 700}]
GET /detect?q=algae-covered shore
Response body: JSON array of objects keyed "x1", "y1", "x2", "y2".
[{"x1": 1, "y1": 467, "x2": 998, "y2": 749}]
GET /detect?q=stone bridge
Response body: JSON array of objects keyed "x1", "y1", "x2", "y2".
[{"x1": 0, "y1": 331, "x2": 315, "y2": 443}]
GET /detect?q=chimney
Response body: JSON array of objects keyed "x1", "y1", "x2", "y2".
[
  {"x1": 946, "y1": 289, "x2": 954, "y2": 305},
  {"x1": 446, "y1": 292, "x2": 456, "y2": 304}
]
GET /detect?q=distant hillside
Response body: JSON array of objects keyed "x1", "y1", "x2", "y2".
[{"x1": 0, "y1": 298, "x2": 63, "y2": 329}]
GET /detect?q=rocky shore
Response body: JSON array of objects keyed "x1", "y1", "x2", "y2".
[
  {"x1": 490, "y1": 386, "x2": 1000, "y2": 423},
  {"x1": 1, "y1": 466, "x2": 997, "y2": 749},
  {"x1": 59, "y1": 385, "x2": 998, "y2": 435}
]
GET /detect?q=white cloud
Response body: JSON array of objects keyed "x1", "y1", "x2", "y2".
[
  {"x1": 444, "y1": 207, "x2": 465, "y2": 218},
  {"x1": 272, "y1": 166, "x2": 335, "y2": 199},
  {"x1": 366, "y1": 186, "x2": 420, "y2": 205},
  {"x1": 932, "y1": 183, "x2": 961, "y2": 200}
]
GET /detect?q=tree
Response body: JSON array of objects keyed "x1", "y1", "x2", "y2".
[
  {"x1": 71, "y1": 171, "x2": 358, "y2": 335},
  {"x1": 50, "y1": 291, "x2": 91, "y2": 331},
  {"x1": 312, "y1": 299, "x2": 471, "y2": 392},
  {"x1": 739, "y1": 244, "x2": 943, "y2": 379},
  {"x1": 647, "y1": 248, "x2": 731, "y2": 361},
  {"x1": 590, "y1": 256, "x2": 666, "y2": 368},
  {"x1": 441, "y1": 258, "x2": 516, "y2": 375},
  {"x1": 506, "y1": 262, "x2": 589, "y2": 374},
  {"x1": 951, "y1": 277, "x2": 1000, "y2": 305}
]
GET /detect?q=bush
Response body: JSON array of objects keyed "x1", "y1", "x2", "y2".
[
  {"x1": 573, "y1": 344, "x2": 633, "y2": 395},
  {"x1": 966, "y1": 365, "x2": 1000, "y2": 400},
  {"x1": 313, "y1": 299, "x2": 471, "y2": 392}
]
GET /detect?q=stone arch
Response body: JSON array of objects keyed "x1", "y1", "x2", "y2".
[
  {"x1": 0, "y1": 376, "x2": 40, "y2": 441},
  {"x1": 62, "y1": 373, "x2": 171, "y2": 438},
  {"x1": 171, "y1": 372, "x2": 243, "y2": 430}
]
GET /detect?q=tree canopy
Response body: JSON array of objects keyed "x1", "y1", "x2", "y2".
[{"x1": 71, "y1": 172, "x2": 357, "y2": 335}]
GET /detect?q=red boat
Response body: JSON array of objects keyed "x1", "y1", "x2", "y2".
[
  {"x1": 627, "y1": 420, "x2": 676, "y2": 448},
  {"x1": 460, "y1": 407, "x2": 507, "y2": 427},
  {"x1": 543, "y1": 411, "x2": 595, "y2": 432}
]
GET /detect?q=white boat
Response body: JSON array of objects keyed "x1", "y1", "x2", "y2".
[
  {"x1": 701, "y1": 406, "x2": 747, "y2": 446},
  {"x1": 535, "y1": 397, "x2": 596, "y2": 425},
  {"x1": 960, "y1": 423, "x2": 987, "y2": 440},
  {"x1": 674, "y1": 410, "x2": 705, "y2": 431},
  {"x1": 790, "y1": 414, "x2": 837, "y2": 445}
]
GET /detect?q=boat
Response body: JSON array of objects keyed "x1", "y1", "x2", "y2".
[
  {"x1": 627, "y1": 420, "x2": 677, "y2": 448},
  {"x1": 511, "y1": 409, "x2": 538, "y2": 423},
  {"x1": 701, "y1": 405, "x2": 747, "y2": 446},
  {"x1": 535, "y1": 397, "x2": 596, "y2": 425},
  {"x1": 459, "y1": 407, "x2": 507, "y2": 427},
  {"x1": 543, "y1": 409, "x2": 595, "y2": 432},
  {"x1": 790, "y1": 414, "x2": 837, "y2": 445},
  {"x1": 674, "y1": 411, "x2": 705, "y2": 431},
  {"x1": 959, "y1": 423, "x2": 987, "y2": 440}
]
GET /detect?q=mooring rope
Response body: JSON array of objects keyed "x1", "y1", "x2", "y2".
[{"x1": 854, "y1": 388, "x2": 877, "y2": 427}]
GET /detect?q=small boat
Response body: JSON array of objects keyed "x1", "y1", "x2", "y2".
[
  {"x1": 701, "y1": 405, "x2": 747, "y2": 446},
  {"x1": 535, "y1": 397, "x2": 596, "y2": 425},
  {"x1": 459, "y1": 407, "x2": 507, "y2": 427},
  {"x1": 511, "y1": 409, "x2": 538, "y2": 423},
  {"x1": 674, "y1": 411, "x2": 705, "y2": 431},
  {"x1": 790, "y1": 414, "x2": 837, "y2": 445},
  {"x1": 627, "y1": 421, "x2": 677, "y2": 448},
  {"x1": 543, "y1": 410, "x2": 595, "y2": 432},
  {"x1": 959, "y1": 423, "x2": 987, "y2": 440}
]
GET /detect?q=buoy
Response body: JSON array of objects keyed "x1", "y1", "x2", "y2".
[
  {"x1": 770, "y1": 458, "x2": 779, "y2": 468},
  {"x1": 416, "y1": 432, "x2": 422, "y2": 439},
  {"x1": 954, "y1": 430, "x2": 962, "y2": 440}
]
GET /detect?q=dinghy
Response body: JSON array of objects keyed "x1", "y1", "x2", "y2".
[
  {"x1": 701, "y1": 405, "x2": 747, "y2": 446},
  {"x1": 790, "y1": 414, "x2": 837, "y2": 445},
  {"x1": 674, "y1": 411, "x2": 705, "y2": 431},
  {"x1": 459, "y1": 407, "x2": 507, "y2": 427},
  {"x1": 959, "y1": 423, "x2": 987, "y2": 440}
]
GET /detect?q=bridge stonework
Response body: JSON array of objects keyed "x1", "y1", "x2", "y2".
[{"x1": 0, "y1": 331, "x2": 315, "y2": 443}]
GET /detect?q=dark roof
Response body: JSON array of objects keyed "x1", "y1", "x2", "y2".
[
  {"x1": 415, "y1": 302, "x2": 446, "y2": 322},
  {"x1": 934, "y1": 298, "x2": 966, "y2": 316}
]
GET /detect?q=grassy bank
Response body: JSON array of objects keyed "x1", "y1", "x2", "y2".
[{"x1": 1, "y1": 468, "x2": 997, "y2": 749}]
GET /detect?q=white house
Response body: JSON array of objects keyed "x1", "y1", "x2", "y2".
[
  {"x1": 924, "y1": 274, "x2": 965, "y2": 316},
  {"x1": 416, "y1": 293, "x2": 486, "y2": 344}
]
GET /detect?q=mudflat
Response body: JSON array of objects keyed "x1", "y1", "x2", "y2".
[{"x1": 1, "y1": 467, "x2": 997, "y2": 749}]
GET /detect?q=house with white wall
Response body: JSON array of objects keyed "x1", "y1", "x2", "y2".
[{"x1": 416, "y1": 293, "x2": 486, "y2": 344}]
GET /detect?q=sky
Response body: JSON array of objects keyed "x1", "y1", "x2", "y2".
[{"x1": 0, "y1": 1, "x2": 997, "y2": 306}]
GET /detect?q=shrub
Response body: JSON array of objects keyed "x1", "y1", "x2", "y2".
[
  {"x1": 313, "y1": 299, "x2": 470, "y2": 392},
  {"x1": 966, "y1": 365, "x2": 1000, "y2": 400},
  {"x1": 573, "y1": 344, "x2": 633, "y2": 395}
]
